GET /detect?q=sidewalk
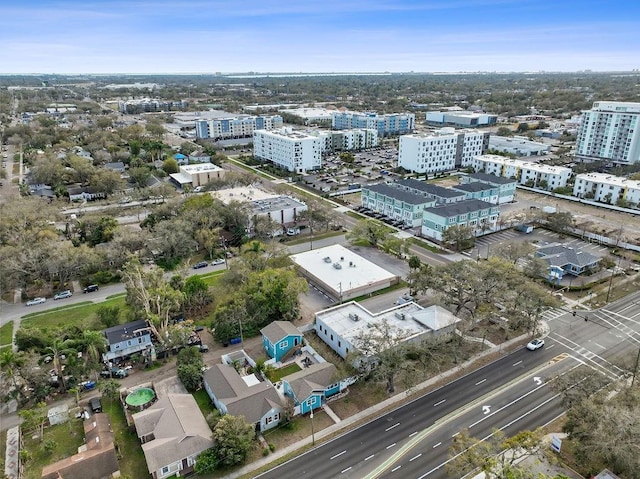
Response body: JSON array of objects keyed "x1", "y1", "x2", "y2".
[{"x1": 221, "y1": 330, "x2": 534, "y2": 479}]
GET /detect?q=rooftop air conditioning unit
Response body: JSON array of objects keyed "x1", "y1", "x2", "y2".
[
  {"x1": 323, "y1": 257, "x2": 332, "y2": 263},
  {"x1": 395, "y1": 312, "x2": 406, "y2": 320},
  {"x1": 349, "y1": 313, "x2": 360, "y2": 321},
  {"x1": 333, "y1": 263, "x2": 342, "y2": 269}
]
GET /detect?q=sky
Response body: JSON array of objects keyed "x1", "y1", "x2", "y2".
[{"x1": 0, "y1": 0, "x2": 638, "y2": 74}]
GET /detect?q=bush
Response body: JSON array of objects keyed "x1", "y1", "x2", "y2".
[
  {"x1": 263, "y1": 448, "x2": 270, "y2": 456},
  {"x1": 269, "y1": 443, "x2": 276, "y2": 452}
]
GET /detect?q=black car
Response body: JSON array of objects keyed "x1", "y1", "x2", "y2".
[
  {"x1": 83, "y1": 284, "x2": 99, "y2": 293},
  {"x1": 90, "y1": 397, "x2": 102, "y2": 413},
  {"x1": 193, "y1": 261, "x2": 208, "y2": 269}
]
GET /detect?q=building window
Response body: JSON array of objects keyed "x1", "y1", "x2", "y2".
[{"x1": 161, "y1": 466, "x2": 171, "y2": 475}]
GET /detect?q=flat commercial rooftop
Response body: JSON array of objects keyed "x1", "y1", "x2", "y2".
[
  {"x1": 290, "y1": 245, "x2": 397, "y2": 299},
  {"x1": 211, "y1": 186, "x2": 277, "y2": 204}
]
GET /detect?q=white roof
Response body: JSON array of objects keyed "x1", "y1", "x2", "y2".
[
  {"x1": 575, "y1": 172, "x2": 640, "y2": 189},
  {"x1": 211, "y1": 186, "x2": 278, "y2": 204},
  {"x1": 169, "y1": 172, "x2": 192, "y2": 184},
  {"x1": 181, "y1": 163, "x2": 224, "y2": 174},
  {"x1": 290, "y1": 245, "x2": 396, "y2": 297}
]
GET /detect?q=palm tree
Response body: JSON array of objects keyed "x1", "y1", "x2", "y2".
[
  {"x1": 81, "y1": 330, "x2": 108, "y2": 380},
  {"x1": 44, "y1": 334, "x2": 77, "y2": 391},
  {"x1": 0, "y1": 350, "x2": 23, "y2": 392}
]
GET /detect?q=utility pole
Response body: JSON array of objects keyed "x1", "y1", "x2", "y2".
[{"x1": 632, "y1": 347, "x2": 640, "y2": 387}]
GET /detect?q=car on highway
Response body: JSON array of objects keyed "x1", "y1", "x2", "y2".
[
  {"x1": 193, "y1": 261, "x2": 208, "y2": 269},
  {"x1": 26, "y1": 297, "x2": 47, "y2": 306},
  {"x1": 526, "y1": 338, "x2": 545, "y2": 351},
  {"x1": 83, "y1": 284, "x2": 99, "y2": 293},
  {"x1": 53, "y1": 290, "x2": 73, "y2": 300},
  {"x1": 211, "y1": 258, "x2": 225, "y2": 266}
]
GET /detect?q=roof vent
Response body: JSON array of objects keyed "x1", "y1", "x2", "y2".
[
  {"x1": 323, "y1": 256, "x2": 332, "y2": 263},
  {"x1": 333, "y1": 262, "x2": 342, "y2": 269}
]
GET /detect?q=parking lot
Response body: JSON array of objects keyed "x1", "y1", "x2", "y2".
[{"x1": 301, "y1": 146, "x2": 399, "y2": 195}]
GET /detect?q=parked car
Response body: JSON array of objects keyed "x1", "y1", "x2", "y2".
[
  {"x1": 53, "y1": 290, "x2": 73, "y2": 300},
  {"x1": 211, "y1": 258, "x2": 225, "y2": 266},
  {"x1": 83, "y1": 284, "x2": 99, "y2": 293},
  {"x1": 26, "y1": 297, "x2": 47, "y2": 306},
  {"x1": 526, "y1": 339, "x2": 545, "y2": 351},
  {"x1": 90, "y1": 397, "x2": 102, "y2": 413},
  {"x1": 193, "y1": 261, "x2": 208, "y2": 269}
]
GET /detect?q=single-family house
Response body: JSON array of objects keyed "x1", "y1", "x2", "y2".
[
  {"x1": 102, "y1": 320, "x2": 155, "y2": 363},
  {"x1": 261, "y1": 321, "x2": 303, "y2": 362},
  {"x1": 203, "y1": 363, "x2": 283, "y2": 432},
  {"x1": 132, "y1": 394, "x2": 214, "y2": 479},
  {"x1": 104, "y1": 161, "x2": 126, "y2": 173},
  {"x1": 67, "y1": 186, "x2": 107, "y2": 202},
  {"x1": 188, "y1": 151, "x2": 211, "y2": 164},
  {"x1": 174, "y1": 153, "x2": 188, "y2": 165},
  {"x1": 281, "y1": 362, "x2": 341, "y2": 415},
  {"x1": 41, "y1": 413, "x2": 119, "y2": 479},
  {"x1": 535, "y1": 243, "x2": 602, "y2": 280}
]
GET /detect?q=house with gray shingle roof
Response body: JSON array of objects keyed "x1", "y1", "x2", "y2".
[
  {"x1": 202, "y1": 363, "x2": 284, "y2": 432},
  {"x1": 281, "y1": 361, "x2": 341, "y2": 415},
  {"x1": 535, "y1": 243, "x2": 602, "y2": 280},
  {"x1": 132, "y1": 393, "x2": 213, "y2": 479},
  {"x1": 261, "y1": 321, "x2": 303, "y2": 362}
]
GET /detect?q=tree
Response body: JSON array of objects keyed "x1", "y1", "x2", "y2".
[
  {"x1": 90, "y1": 169, "x2": 124, "y2": 195},
  {"x1": 516, "y1": 122, "x2": 529, "y2": 133},
  {"x1": 121, "y1": 260, "x2": 184, "y2": 342},
  {"x1": 442, "y1": 224, "x2": 474, "y2": 251},
  {"x1": 213, "y1": 415, "x2": 255, "y2": 466},
  {"x1": 99, "y1": 379, "x2": 121, "y2": 401},
  {"x1": 545, "y1": 211, "x2": 574, "y2": 234},
  {"x1": 496, "y1": 126, "x2": 512, "y2": 137},
  {"x1": 352, "y1": 319, "x2": 413, "y2": 394},
  {"x1": 194, "y1": 447, "x2": 219, "y2": 475},
  {"x1": 96, "y1": 305, "x2": 120, "y2": 328},
  {"x1": 45, "y1": 333, "x2": 77, "y2": 391},
  {"x1": 347, "y1": 219, "x2": 388, "y2": 247},
  {"x1": 80, "y1": 330, "x2": 108, "y2": 380},
  {"x1": 177, "y1": 362, "x2": 203, "y2": 392},
  {"x1": 128, "y1": 166, "x2": 152, "y2": 189},
  {"x1": 18, "y1": 402, "x2": 48, "y2": 442},
  {"x1": 162, "y1": 158, "x2": 179, "y2": 174},
  {"x1": 68, "y1": 155, "x2": 96, "y2": 184},
  {"x1": 182, "y1": 275, "x2": 213, "y2": 316},
  {"x1": 490, "y1": 240, "x2": 536, "y2": 264}
]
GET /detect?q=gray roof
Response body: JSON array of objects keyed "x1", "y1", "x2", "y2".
[
  {"x1": 466, "y1": 172, "x2": 516, "y2": 185},
  {"x1": 103, "y1": 320, "x2": 150, "y2": 345},
  {"x1": 396, "y1": 178, "x2": 464, "y2": 199},
  {"x1": 283, "y1": 362, "x2": 337, "y2": 401},
  {"x1": 536, "y1": 243, "x2": 601, "y2": 268},
  {"x1": 412, "y1": 305, "x2": 461, "y2": 331},
  {"x1": 451, "y1": 182, "x2": 494, "y2": 193},
  {"x1": 261, "y1": 321, "x2": 301, "y2": 344},
  {"x1": 424, "y1": 199, "x2": 496, "y2": 218},
  {"x1": 203, "y1": 364, "x2": 282, "y2": 424},
  {"x1": 364, "y1": 183, "x2": 433, "y2": 205},
  {"x1": 104, "y1": 161, "x2": 126, "y2": 171},
  {"x1": 132, "y1": 394, "x2": 213, "y2": 475}
]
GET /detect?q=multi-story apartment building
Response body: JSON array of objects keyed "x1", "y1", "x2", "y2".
[
  {"x1": 253, "y1": 128, "x2": 322, "y2": 173},
  {"x1": 472, "y1": 155, "x2": 572, "y2": 191},
  {"x1": 573, "y1": 172, "x2": 640, "y2": 206},
  {"x1": 398, "y1": 128, "x2": 489, "y2": 173},
  {"x1": 395, "y1": 178, "x2": 466, "y2": 204},
  {"x1": 195, "y1": 115, "x2": 283, "y2": 140},
  {"x1": 118, "y1": 99, "x2": 188, "y2": 114},
  {"x1": 459, "y1": 172, "x2": 517, "y2": 204},
  {"x1": 422, "y1": 199, "x2": 500, "y2": 241},
  {"x1": 305, "y1": 129, "x2": 378, "y2": 153},
  {"x1": 361, "y1": 183, "x2": 436, "y2": 228},
  {"x1": 332, "y1": 111, "x2": 415, "y2": 136},
  {"x1": 450, "y1": 182, "x2": 499, "y2": 204},
  {"x1": 576, "y1": 101, "x2": 640, "y2": 164}
]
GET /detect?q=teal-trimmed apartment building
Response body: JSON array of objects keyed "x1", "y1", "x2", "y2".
[
  {"x1": 422, "y1": 199, "x2": 500, "y2": 241},
  {"x1": 361, "y1": 183, "x2": 435, "y2": 228},
  {"x1": 459, "y1": 172, "x2": 517, "y2": 204}
]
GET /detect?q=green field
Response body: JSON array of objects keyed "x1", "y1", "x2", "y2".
[
  {"x1": 21, "y1": 295, "x2": 128, "y2": 330},
  {"x1": 0, "y1": 321, "x2": 13, "y2": 346}
]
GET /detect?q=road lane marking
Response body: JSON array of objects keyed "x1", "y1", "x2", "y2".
[
  {"x1": 433, "y1": 442, "x2": 442, "y2": 448},
  {"x1": 409, "y1": 431, "x2": 418, "y2": 437},
  {"x1": 546, "y1": 344, "x2": 555, "y2": 349},
  {"x1": 409, "y1": 454, "x2": 422, "y2": 462},
  {"x1": 391, "y1": 466, "x2": 401, "y2": 472},
  {"x1": 386, "y1": 443, "x2": 396, "y2": 449},
  {"x1": 512, "y1": 360, "x2": 523, "y2": 366},
  {"x1": 341, "y1": 467, "x2": 352, "y2": 473},
  {"x1": 365, "y1": 454, "x2": 375, "y2": 461},
  {"x1": 385, "y1": 423, "x2": 400, "y2": 431},
  {"x1": 331, "y1": 451, "x2": 346, "y2": 460},
  {"x1": 475, "y1": 379, "x2": 486, "y2": 385},
  {"x1": 451, "y1": 432, "x2": 459, "y2": 438},
  {"x1": 593, "y1": 342, "x2": 606, "y2": 349},
  {"x1": 433, "y1": 399, "x2": 446, "y2": 406}
]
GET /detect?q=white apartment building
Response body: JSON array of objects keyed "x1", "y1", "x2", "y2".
[
  {"x1": 195, "y1": 115, "x2": 283, "y2": 140},
  {"x1": 472, "y1": 155, "x2": 572, "y2": 191},
  {"x1": 253, "y1": 128, "x2": 322, "y2": 173},
  {"x1": 328, "y1": 129, "x2": 378, "y2": 151},
  {"x1": 332, "y1": 111, "x2": 415, "y2": 136},
  {"x1": 573, "y1": 172, "x2": 640, "y2": 206},
  {"x1": 398, "y1": 128, "x2": 488, "y2": 174},
  {"x1": 576, "y1": 101, "x2": 640, "y2": 164}
]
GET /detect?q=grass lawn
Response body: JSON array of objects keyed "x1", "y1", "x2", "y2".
[
  {"x1": 345, "y1": 211, "x2": 366, "y2": 220},
  {"x1": 268, "y1": 363, "x2": 301, "y2": 382},
  {"x1": 408, "y1": 237, "x2": 446, "y2": 254},
  {"x1": 192, "y1": 389, "x2": 213, "y2": 417},
  {"x1": 197, "y1": 270, "x2": 226, "y2": 287},
  {"x1": 0, "y1": 320, "x2": 13, "y2": 346},
  {"x1": 21, "y1": 296, "x2": 129, "y2": 330},
  {"x1": 103, "y1": 398, "x2": 151, "y2": 478},
  {"x1": 22, "y1": 419, "x2": 85, "y2": 479}
]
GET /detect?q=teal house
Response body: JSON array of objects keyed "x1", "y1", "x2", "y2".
[
  {"x1": 260, "y1": 321, "x2": 303, "y2": 363},
  {"x1": 281, "y1": 362, "x2": 341, "y2": 415}
]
